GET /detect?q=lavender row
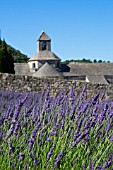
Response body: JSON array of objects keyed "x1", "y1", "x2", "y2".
[{"x1": 0, "y1": 86, "x2": 113, "y2": 169}]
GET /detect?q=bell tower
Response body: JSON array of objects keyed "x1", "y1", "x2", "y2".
[{"x1": 37, "y1": 31, "x2": 51, "y2": 52}]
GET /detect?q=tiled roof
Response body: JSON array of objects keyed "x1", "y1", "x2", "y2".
[
  {"x1": 86, "y1": 75, "x2": 108, "y2": 84},
  {"x1": 38, "y1": 31, "x2": 51, "y2": 41},
  {"x1": 33, "y1": 62, "x2": 63, "y2": 77},
  {"x1": 29, "y1": 50, "x2": 61, "y2": 61},
  {"x1": 14, "y1": 63, "x2": 32, "y2": 76},
  {"x1": 68, "y1": 62, "x2": 113, "y2": 75}
]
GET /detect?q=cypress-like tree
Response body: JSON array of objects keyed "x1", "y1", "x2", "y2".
[
  {"x1": 7, "y1": 49, "x2": 15, "y2": 73},
  {"x1": 0, "y1": 50, "x2": 4, "y2": 72},
  {"x1": 0, "y1": 39, "x2": 15, "y2": 73},
  {"x1": 0, "y1": 39, "x2": 5, "y2": 72},
  {"x1": 0, "y1": 38, "x2": 2, "y2": 48},
  {"x1": 1, "y1": 40, "x2": 8, "y2": 73}
]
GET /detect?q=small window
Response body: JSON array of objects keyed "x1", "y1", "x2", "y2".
[
  {"x1": 42, "y1": 41, "x2": 46, "y2": 50},
  {"x1": 33, "y1": 63, "x2": 35, "y2": 68}
]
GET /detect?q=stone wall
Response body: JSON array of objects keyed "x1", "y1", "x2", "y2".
[{"x1": 0, "y1": 73, "x2": 113, "y2": 100}]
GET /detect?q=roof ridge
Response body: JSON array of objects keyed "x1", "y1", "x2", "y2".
[{"x1": 38, "y1": 31, "x2": 51, "y2": 41}]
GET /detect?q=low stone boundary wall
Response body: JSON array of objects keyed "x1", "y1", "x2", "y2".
[{"x1": 0, "y1": 73, "x2": 113, "y2": 99}]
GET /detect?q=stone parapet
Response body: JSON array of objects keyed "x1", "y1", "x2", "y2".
[{"x1": 0, "y1": 73, "x2": 112, "y2": 99}]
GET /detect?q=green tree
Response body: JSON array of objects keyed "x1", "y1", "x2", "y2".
[
  {"x1": 7, "y1": 49, "x2": 15, "y2": 73},
  {"x1": 98, "y1": 60, "x2": 102, "y2": 63},
  {"x1": 93, "y1": 59, "x2": 97, "y2": 63},
  {"x1": 0, "y1": 49, "x2": 3, "y2": 72},
  {"x1": 0, "y1": 38, "x2": 2, "y2": 48},
  {"x1": 0, "y1": 40, "x2": 15, "y2": 73}
]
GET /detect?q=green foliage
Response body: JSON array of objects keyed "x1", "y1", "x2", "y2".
[
  {"x1": 7, "y1": 46, "x2": 29, "y2": 63},
  {"x1": 0, "y1": 39, "x2": 15, "y2": 73},
  {"x1": 61, "y1": 59, "x2": 92, "y2": 64},
  {"x1": 93, "y1": 59, "x2": 97, "y2": 63},
  {"x1": 62, "y1": 58, "x2": 111, "y2": 64},
  {"x1": 0, "y1": 38, "x2": 29, "y2": 73},
  {"x1": 0, "y1": 39, "x2": 29, "y2": 63},
  {"x1": 98, "y1": 59, "x2": 102, "y2": 63}
]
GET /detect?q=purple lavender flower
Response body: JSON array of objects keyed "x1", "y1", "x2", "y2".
[
  {"x1": 84, "y1": 121, "x2": 90, "y2": 129},
  {"x1": 71, "y1": 141, "x2": 76, "y2": 147},
  {"x1": 32, "y1": 130, "x2": 37, "y2": 138},
  {"x1": 24, "y1": 133, "x2": 27, "y2": 137},
  {"x1": 47, "y1": 149, "x2": 53, "y2": 161},
  {"x1": 9, "y1": 146, "x2": 14, "y2": 152},
  {"x1": 13, "y1": 110, "x2": 20, "y2": 119},
  {"x1": 16, "y1": 132, "x2": 20, "y2": 139},
  {"x1": 18, "y1": 152, "x2": 24, "y2": 161},
  {"x1": 92, "y1": 106, "x2": 98, "y2": 116},
  {"x1": 108, "y1": 111, "x2": 113, "y2": 119},
  {"x1": 74, "y1": 136, "x2": 83, "y2": 145},
  {"x1": 68, "y1": 86, "x2": 74, "y2": 97},
  {"x1": 65, "y1": 108, "x2": 69, "y2": 115},
  {"x1": 50, "y1": 130, "x2": 54, "y2": 136},
  {"x1": 92, "y1": 92, "x2": 100, "y2": 105},
  {"x1": 90, "y1": 163, "x2": 95, "y2": 170},
  {"x1": 73, "y1": 130, "x2": 89, "y2": 146},
  {"x1": 97, "y1": 114, "x2": 104, "y2": 123},
  {"x1": 38, "y1": 139, "x2": 42, "y2": 146},
  {"x1": 13, "y1": 162, "x2": 16, "y2": 168},
  {"x1": 28, "y1": 138, "x2": 35, "y2": 152},
  {"x1": 104, "y1": 104, "x2": 109, "y2": 113},
  {"x1": 6, "y1": 124, "x2": 15, "y2": 139},
  {"x1": 106, "y1": 122, "x2": 111, "y2": 131},
  {"x1": 34, "y1": 156, "x2": 38, "y2": 166},
  {"x1": 83, "y1": 134, "x2": 89, "y2": 145},
  {"x1": 77, "y1": 119, "x2": 83, "y2": 131},
  {"x1": 73, "y1": 132, "x2": 80, "y2": 141},
  {"x1": 111, "y1": 136, "x2": 113, "y2": 142},
  {"x1": 0, "y1": 132, "x2": 4, "y2": 141},
  {"x1": 46, "y1": 137, "x2": 51, "y2": 142},
  {"x1": 61, "y1": 122, "x2": 64, "y2": 129},
  {"x1": 103, "y1": 159, "x2": 112, "y2": 169},
  {"x1": 56, "y1": 122, "x2": 59, "y2": 127},
  {"x1": 14, "y1": 122, "x2": 19, "y2": 134},
  {"x1": 80, "y1": 102, "x2": 89, "y2": 113},
  {"x1": 97, "y1": 164, "x2": 103, "y2": 169},
  {"x1": 36, "y1": 122, "x2": 41, "y2": 130},
  {"x1": 69, "y1": 97, "x2": 75, "y2": 105},
  {"x1": 54, "y1": 150, "x2": 65, "y2": 169},
  {"x1": 8, "y1": 141, "x2": 14, "y2": 155},
  {"x1": 101, "y1": 89, "x2": 106, "y2": 100},
  {"x1": 80, "y1": 85, "x2": 86, "y2": 99},
  {"x1": 52, "y1": 125, "x2": 57, "y2": 131}
]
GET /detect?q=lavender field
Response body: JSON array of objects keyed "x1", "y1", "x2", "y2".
[{"x1": 0, "y1": 86, "x2": 113, "y2": 170}]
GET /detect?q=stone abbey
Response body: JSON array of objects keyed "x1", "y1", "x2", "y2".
[{"x1": 14, "y1": 31, "x2": 113, "y2": 84}]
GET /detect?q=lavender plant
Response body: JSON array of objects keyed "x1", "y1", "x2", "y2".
[{"x1": 0, "y1": 87, "x2": 113, "y2": 170}]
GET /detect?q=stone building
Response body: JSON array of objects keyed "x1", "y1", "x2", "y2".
[
  {"x1": 14, "y1": 31, "x2": 61, "y2": 76},
  {"x1": 28, "y1": 31, "x2": 61, "y2": 72},
  {"x1": 14, "y1": 31, "x2": 113, "y2": 84}
]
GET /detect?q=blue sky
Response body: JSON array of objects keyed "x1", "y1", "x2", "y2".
[{"x1": 0, "y1": 0, "x2": 113, "y2": 62}]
